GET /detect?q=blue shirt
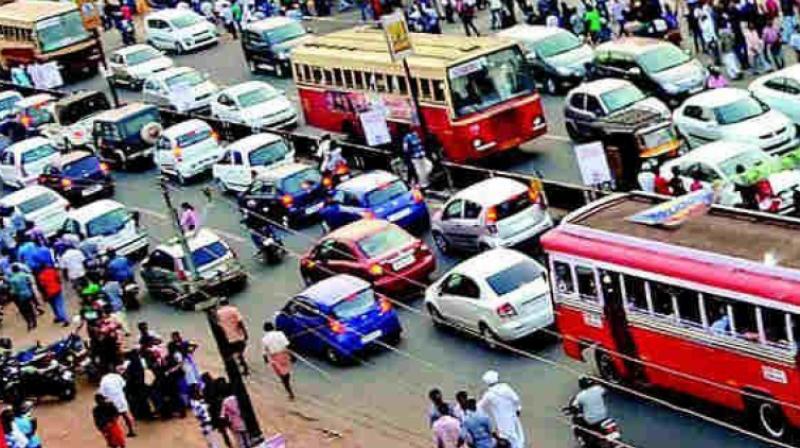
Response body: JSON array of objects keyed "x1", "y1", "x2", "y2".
[
  {"x1": 16, "y1": 242, "x2": 39, "y2": 271},
  {"x1": 402, "y1": 132, "x2": 425, "y2": 159},
  {"x1": 32, "y1": 246, "x2": 55, "y2": 270},
  {"x1": 462, "y1": 411, "x2": 495, "y2": 448},
  {"x1": 102, "y1": 281, "x2": 124, "y2": 313},
  {"x1": 107, "y1": 256, "x2": 134, "y2": 282},
  {"x1": 13, "y1": 415, "x2": 40, "y2": 448}
]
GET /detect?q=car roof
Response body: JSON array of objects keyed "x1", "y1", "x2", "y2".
[
  {"x1": 16, "y1": 94, "x2": 55, "y2": 108},
  {"x1": 595, "y1": 36, "x2": 665, "y2": 55},
  {"x1": 327, "y1": 218, "x2": 395, "y2": 242},
  {"x1": 298, "y1": 274, "x2": 371, "y2": 307},
  {"x1": 338, "y1": 170, "x2": 398, "y2": 195},
  {"x1": 227, "y1": 133, "x2": 283, "y2": 152},
  {"x1": 146, "y1": 66, "x2": 196, "y2": 82},
  {"x1": 570, "y1": 78, "x2": 632, "y2": 96},
  {"x1": 8, "y1": 136, "x2": 52, "y2": 153},
  {"x1": 449, "y1": 248, "x2": 536, "y2": 279},
  {"x1": 94, "y1": 102, "x2": 156, "y2": 122},
  {"x1": 162, "y1": 119, "x2": 211, "y2": 138},
  {"x1": 0, "y1": 185, "x2": 61, "y2": 206},
  {"x1": 683, "y1": 87, "x2": 748, "y2": 108},
  {"x1": 0, "y1": 91, "x2": 21, "y2": 101},
  {"x1": 113, "y1": 44, "x2": 158, "y2": 56},
  {"x1": 753, "y1": 63, "x2": 800, "y2": 84},
  {"x1": 258, "y1": 162, "x2": 312, "y2": 181},
  {"x1": 68, "y1": 199, "x2": 125, "y2": 223},
  {"x1": 452, "y1": 177, "x2": 527, "y2": 205},
  {"x1": 497, "y1": 24, "x2": 567, "y2": 41},
  {"x1": 147, "y1": 8, "x2": 199, "y2": 19},
  {"x1": 220, "y1": 81, "x2": 275, "y2": 96},
  {"x1": 246, "y1": 16, "x2": 299, "y2": 32},
  {"x1": 667, "y1": 140, "x2": 762, "y2": 166},
  {"x1": 155, "y1": 228, "x2": 226, "y2": 256},
  {"x1": 58, "y1": 150, "x2": 96, "y2": 166}
]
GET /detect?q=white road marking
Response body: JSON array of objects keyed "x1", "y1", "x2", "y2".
[
  {"x1": 542, "y1": 134, "x2": 571, "y2": 142},
  {"x1": 210, "y1": 228, "x2": 247, "y2": 243},
  {"x1": 131, "y1": 206, "x2": 168, "y2": 221}
]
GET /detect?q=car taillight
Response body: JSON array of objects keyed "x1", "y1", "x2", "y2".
[
  {"x1": 328, "y1": 318, "x2": 346, "y2": 334},
  {"x1": 379, "y1": 296, "x2": 392, "y2": 314},
  {"x1": 176, "y1": 269, "x2": 187, "y2": 281},
  {"x1": 281, "y1": 194, "x2": 293, "y2": 207},
  {"x1": 100, "y1": 163, "x2": 109, "y2": 174},
  {"x1": 61, "y1": 178, "x2": 72, "y2": 188},
  {"x1": 412, "y1": 188, "x2": 424, "y2": 203},
  {"x1": 37, "y1": 175, "x2": 46, "y2": 184},
  {"x1": 486, "y1": 206, "x2": 497, "y2": 224},
  {"x1": 173, "y1": 146, "x2": 183, "y2": 162},
  {"x1": 496, "y1": 303, "x2": 517, "y2": 319},
  {"x1": 368, "y1": 264, "x2": 384, "y2": 277},
  {"x1": 19, "y1": 115, "x2": 31, "y2": 128},
  {"x1": 361, "y1": 210, "x2": 375, "y2": 220},
  {"x1": 211, "y1": 131, "x2": 220, "y2": 141},
  {"x1": 335, "y1": 164, "x2": 349, "y2": 176},
  {"x1": 322, "y1": 176, "x2": 333, "y2": 188}
]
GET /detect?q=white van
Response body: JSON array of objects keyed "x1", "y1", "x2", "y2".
[
  {"x1": 0, "y1": 185, "x2": 68, "y2": 237},
  {"x1": 212, "y1": 133, "x2": 294, "y2": 192},
  {"x1": 61, "y1": 199, "x2": 149, "y2": 259},
  {"x1": 144, "y1": 8, "x2": 218, "y2": 54},
  {"x1": 155, "y1": 119, "x2": 225, "y2": 184},
  {"x1": 0, "y1": 137, "x2": 60, "y2": 189}
]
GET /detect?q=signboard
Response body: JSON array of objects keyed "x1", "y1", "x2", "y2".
[
  {"x1": 627, "y1": 189, "x2": 715, "y2": 228},
  {"x1": 574, "y1": 142, "x2": 612, "y2": 187},
  {"x1": 381, "y1": 12, "x2": 413, "y2": 62},
  {"x1": 77, "y1": 0, "x2": 102, "y2": 30},
  {"x1": 360, "y1": 109, "x2": 392, "y2": 146}
]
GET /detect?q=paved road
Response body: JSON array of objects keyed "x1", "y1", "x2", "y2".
[{"x1": 56, "y1": 14, "x2": 780, "y2": 448}]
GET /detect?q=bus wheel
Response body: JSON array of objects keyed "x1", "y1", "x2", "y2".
[
  {"x1": 753, "y1": 398, "x2": 788, "y2": 440},
  {"x1": 595, "y1": 350, "x2": 622, "y2": 384}
]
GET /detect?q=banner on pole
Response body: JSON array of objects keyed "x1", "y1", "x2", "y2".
[{"x1": 381, "y1": 12, "x2": 414, "y2": 61}]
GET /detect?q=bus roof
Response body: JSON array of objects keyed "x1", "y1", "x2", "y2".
[
  {"x1": 291, "y1": 26, "x2": 515, "y2": 78},
  {"x1": 0, "y1": 1, "x2": 77, "y2": 25}
]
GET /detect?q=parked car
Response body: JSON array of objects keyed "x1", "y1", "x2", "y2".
[
  {"x1": 142, "y1": 66, "x2": 219, "y2": 114},
  {"x1": 109, "y1": 44, "x2": 175, "y2": 90},
  {"x1": 498, "y1": 25, "x2": 593, "y2": 94},
  {"x1": 673, "y1": 88, "x2": 798, "y2": 154},
  {"x1": 0, "y1": 91, "x2": 22, "y2": 120},
  {"x1": 660, "y1": 140, "x2": 800, "y2": 213},
  {"x1": 0, "y1": 185, "x2": 68, "y2": 237},
  {"x1": 321, "y1": 170, "x2": 429, "y2": 233},
  {"x1": 140, "y1": 229, "x2": 247, "y2": 310},
  {"x1": 91, "y1": 103, "x2": 162, "y2": 169},
  {"x1": 593, "y1": 37, "x2": 707, "y2": 107},
  {"x1": 37, "y1": 90, "x2": 111, "y2": 150},
  {"x1": 241, "y1": 17, "x2": 310, "y2": 77},
  {"x1": 210, "y1": 81, "x2": 297, "y2": 129},
  {"x1": 0, "y1": 137, "x2": 59, "y2": 189},
  {"x1": 300, "y1": 219, "x2": 436, "y2": 294},
  {"x1": 155, "y1": 119, "x2": 224, "y2": 184},
  {"x1": 212, "y1": 132, "x2": 294, "y2": 192},
  {"x1": 564, "y1": 78, "x2": 669, "y2": 140},
  {"x1": 61, "y1": 199, "x2": 148, "y2": 259},
  {"x1": 238, "y1": 162, "x2": 327, "y2": 228},
  {"x1": 37, "y1": 151, "x2": 114, "y2": 204},
  {"x1": 12, "y1": 93, "x2": 56, "y2": 129},
  {"x1": 749, "y1": 64, "x2": 800, "y2": 127},
  {"x1": 275, "y1": 274, "x2": 402, "y2": 365},
  {"x1": 144, "y1": 8, "x2": 219, "y2": 53},
  {"x1": 431, "y1": 177, "x2": 552, "y2": 255},
  {"x1": 424, "y1": 248, "x2": 553, "y2": 345}
]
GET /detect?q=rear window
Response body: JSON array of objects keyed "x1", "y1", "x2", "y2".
[
  {"x1": 190, "y1": 241, "x2": 229, "y2": 268},
  {"x1": 494, "y1": 193, "x2": 532, "y2": 221},
  {"x1": 86, "y1": 208, "x2": 131, "y2": 237},
  {"x1": 21, "y1": 144, "x2": 57, "y2": 164},
  {"x1": 17, "y1": 192, "x2": 57, "y2": 214},
  {"x1": 63, "y1": 155, "x2": 101, "y2": 177},
  {"x1": 332, "y1": 288, "x2": 376, "y2": 319},
  {"x1": 356, "y1": 226, "x2": 413, "y2": 258},
  {"x1": 176, "y1": 128, "x2": 213, "y2": 148},
  {"x1": 280, "y1": 168, "x2": 321, "y2": 194},
  {"x1": 249, "y1": 140, "x2": 289, "y2": 166},
  {"x1": 486, "y1": 260, "x2": 545, "y2": 296},
  {"x1": 365, "y1": 179, "x2": 408, "y2": 207},
  {"x1": 0, "y1": 95, "x2": 20, "y2": 111}
]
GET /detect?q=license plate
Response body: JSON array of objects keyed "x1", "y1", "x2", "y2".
[
  {"x1": 388, "y1": 208, "x2": 411, "y2": 222},
  {"x1": 305, "y1": 202, "x2": 323, "y2": 215},
  {"x1": 392, "y1": 254, "x2": 415, "y2": 271},
  {"x1": 361, "y1": 330, "x2": 382, "y2": 343},
  {"x1": 83, "y1": 185, "x2": 102, "y2": 196}
]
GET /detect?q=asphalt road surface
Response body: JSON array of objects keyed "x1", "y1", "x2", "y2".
[{"x1": 58, "y1": 19, "x2": 779, "y2": 448}]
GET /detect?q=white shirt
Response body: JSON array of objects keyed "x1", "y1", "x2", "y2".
[
  {"x1": 60, "y1": 248, "x2": 86, "y2": 280},
  {"x1": 99, "y1": 373, "x2": 128, "y2": 410},
  {"x1": 262, "y1": 330, "x2": 290, "y2": 355},
  {"x1": 479, "y1": 383, "x2": 525, "y2": 448}
]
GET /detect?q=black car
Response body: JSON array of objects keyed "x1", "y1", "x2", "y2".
[
  {"x1": 241, "y1": 17, "x2": 310, "y2": 77},
  {"x1": 38, "y1": 151, "x2": 114, "y2": 204},
  {"x1": 91, "y1": 103, "x2": 162, "y2": 170}
]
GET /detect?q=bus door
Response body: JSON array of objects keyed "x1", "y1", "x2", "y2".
[{"x1": 599, "y1": 269, "x2": 647, "y2": 383}]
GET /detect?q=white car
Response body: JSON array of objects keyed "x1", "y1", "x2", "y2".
[
  {"x1": 673, "y1": 88, "x2": 798, "y2": 155},
  {"x1": 61, "y1": 199, "x2": 149, "y2": 259},
  {"x1": 424, "y1": 248, "x2": 554, "y2": 344},
  {"x1": 12, "y1": 93, "x2": 56, "y2": 129},
  {"x1": 0, "y1": 137, "x2": 59, "y2": 189},
  {"x1": 142, "y1": 66, "x2": 219, "y2": 113},
  {"x1": 749, "y1": 64, "x2": 800, "y2": 126},
  {"x1": 0, "y1": 185, "x2": 68, "y2": 237},
  {"x1": 212, "y1": 133, "x2": 294, "y2": 192},
  {"x1": 144, "y1": 8, "x2": 218, "y2": 54},
  {"x1": 0, "y1": 90, "x2": 22, "y2": 120},
  {"x1": 156, "y1": 119, "x2": 225, "y2": 183},
  {"x1": 210, "y1": 81, "x2": 297, "y2": 130},
  {"x1": 109, "y1": 44, "x2": 174, "y2": 90},
  {"x1": 660, "y1": 140, "x2": 800, "y2": 212}
]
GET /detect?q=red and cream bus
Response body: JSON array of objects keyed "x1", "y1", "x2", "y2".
[
  {"x1": 289, "y1": 27, "x2": 547, "y2": 163},
  {"x1": 541, "y1": 193, "x2": 800, "y2": 440}
]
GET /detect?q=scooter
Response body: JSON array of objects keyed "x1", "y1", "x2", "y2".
[
  {"x1": 242, "y1": 218, "x2": 286, "y2": 264},
  {"x1": 562, "y1": 402, "x2": 621, "y2": 448}
]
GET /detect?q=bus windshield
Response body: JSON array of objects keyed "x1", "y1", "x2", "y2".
[
  {"x1": 448, "y1": 47, "x2": 534, "y2": 118},
  {"x1": 35, "y1": 11, "x2": 90, "y2": 53}
]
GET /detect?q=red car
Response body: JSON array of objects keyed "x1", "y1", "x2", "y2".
[{"x1": 300, "y1": 219, "x2": 436, "y2": 295}]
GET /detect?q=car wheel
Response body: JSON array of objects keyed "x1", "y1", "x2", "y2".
[
  {"x1": 426, "y1": 303, "x2": 446, "y2": 329},
  {"x1": 248, "y1": 60, "x2": 259, "y2": 73},
  {"x1": 479, "y1": 323, "x2": 502, "y2": 350},
  {"x1": 384, "y1": 331, "x2": 402, "y2": 346},
  {"x1": 324, "y1": 346, "x2": 345, "y2": 365},
  {"x1": 545, "y1": 77, "x2": 558, "y2": 95},
  {"x1": 176, "y1": 171, "x2": 188, "y2": 185},
  {"x1": 280, "y1": 214, "x2": 291, "y2": 230},
  {"x1": 753, "y1": 398, "x2": 788, "y2": 440},
  {"x1": 432, "y1": 231, "x2": 450, "y2": 255},
  {"x1": 60, "y1": 383, "x2": 77, "y2": 401},
  {"x1": 565, "y1": 122, "x2": 584, "y2": 142},
  {"x1": 478, "y1": 243, "x2": 492, "y2": 253},
  {"x1": 275, "y1": 62, "x2": 285, "y2": 78},
  {"x1": 216, "y1": 178, "x2": 230, "y2": 194},
  {"x1": 175, "y1": 42, "x2": 186, "y2": 54}
]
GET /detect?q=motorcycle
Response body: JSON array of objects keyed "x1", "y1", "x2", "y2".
[
  {"x1": 122, "y1": 280, "x2": 141, "y2": 310},
  {"x1": 242, "y1": 218, "x2": 286, "y2": 264},
  {"x1": 49, "y1": 333, "x2": 98, "y2": 382},
  {"x1": 562, "y1": 402, "x2": 621, "y2": 448},
  {"x1": 1, "y1": 354, "x2": 76, "y2": 402}
]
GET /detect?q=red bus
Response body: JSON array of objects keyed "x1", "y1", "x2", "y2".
[
  {"x1": 289, "y1": 27, "x2": 547, "y2": 163},
  {"x1": 541, "y1": 193, "x2": 800, "y2": 441}
]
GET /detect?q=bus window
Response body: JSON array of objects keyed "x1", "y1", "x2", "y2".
[
  {"x1": 705, "y1": 294, "x2": 732, "y2": 336},
  {"x1": 650, "y1": 282, "x2": 676, "y2": 319},
  {"x1": 433, "y1": 80, "x2": 446, "y2": 102},
  {"x1": 333, "y1": 69, "x2": 343, "y2": 87},
  {"x1": 375, "y1": 74, "x2": 388, "y2": 92},
  {"x1": 354, "y1": 71, "x2": 364, "y2": 89},
  {"x1": 302, "y1": 65, "x2": 311, "y2": 82},
  {"x1": 575, "y1": 265, "x2": 597, "y2": 302},
  {"x1": 344, "y1": 70, "x2": 354, "y2": 88},
  {"x1": 673, "y1": 287, "x2": 702, "y2": 327},
  {"x1": 761, "y1": 307, "x2": 790, "y2": 347},
  {"x1": 731, "y1": 302, "x2": 759, "y2": 342},
  {"x1": 397, "y1": 76, "x2": 408, "y2": 95},
  {"x1": 553, "y1": 261, "x2": 574, "y2": 295},
  {"x1": 323, "y1": 69, "x2": 333, "y2": 85},
  {"x1": 420, "y1": 79, "x2": 432, "y2": 99},
  {"x1": 312, "y1": 67, "x2": 323, "y2": 84},
  {"x1": 293, "y1": 64, "x2": 303, "y2": 81},
  {"x1": 623, "y1": 275, "x2": 649, "y2": 313}
]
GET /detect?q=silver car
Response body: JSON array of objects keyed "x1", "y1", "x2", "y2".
[
  {"x1": 142, "y1": 66, "x2": 218, "y2": 114},
  {"x1": 108, "y1": 44, "x2": 174, "y2": 90},
  {"x1": 431, "y1": 177, "x2": 553, "y2": 255}
]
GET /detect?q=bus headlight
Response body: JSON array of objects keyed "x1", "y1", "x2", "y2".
[
  {"x1": 533, "y1": 116, "x2": 544, "y2": 129},
  {"x1": 473, "y1": 139, "x2": 482, "y2": 148}
]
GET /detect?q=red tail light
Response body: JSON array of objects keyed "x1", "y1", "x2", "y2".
[
  {"x1": 19, "y1": 115, "x2": 31, "y2": 128},
  {"x1": 322, "y1": 176, "x2": 333, "y2": 188},
  {"x1": 61, "y1": 178, "x2": 72, "y2": 188},
  {"x1": 335, "y1": 164, "x2": 349, "y2": 176},
  {"x1": 328, "y1": 318, "x2": 346, "y2": 334},
  {"x1": 412, "y1": 188, "x2": 424, "y2": 203},
  {"x1": 379, "y1": 296, "x2": 392, "y2": 314},
  {"x1": 37, "y1": 175, "x2": 46, "y2": 184},
  {"x1": 496, "y1": 303, "x2": 517, "y2": 319},
  {"x1": 176, "y1": 269, "x2": 187, "y2": 281},
  {"x1": 211, "y1": 131, "x2": 220, "y2": 141},
  {"x1": 281, "y1": 194, "x2": 293, "y2": 207},
  {"x1": 486, "y1": 206, "x2": 498, "y2": 224},
  {"x1": 100, "y1": 162, "x2": 109, "y2": 174},
  {"x1": 368, "y1": 263, "x2": 384, "y2": 277}
]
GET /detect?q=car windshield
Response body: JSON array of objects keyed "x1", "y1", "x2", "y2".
[
  {"x1": 280, "y1": 168, "x2": 321, "y2": 194},
  {"x1": 637, "y1": 45, "x2": 691, "y2": 73},
  {"x1": 534, "y1": 31, "x2": 582, "y2": 58},
  {"x1": 494, "y1": 192, "x2": 532, "y2": 221},
  {"x1": 119, "y1": 108, "x2": 160, "y2": 138},
  {"x1": 21, "y1": 143, "x2": 57, "y2": 164},
  {"x1": 365, "y1": 180, "x2": 408, "y2": 207},
  {"x1": 249, "y1": 140, "x2": 289, "y2": 166},
  {"x1": 264, "y1": 22, "x2": 306, "y2": 43},
  {"x1": 176, "y1": 128, "x2": 213, "y2": 147},
  {"x1": 17, "y1": 193, "x2": 57, "y2": 214},
  {"x1": 449, "y1": 47, "x2": 534, "y2": 118},
  {"x1": 190, "y1": 241, "x2": 229, "y2": 268},
  {"x1": 486, "y1": 260, "x2": 545, "y2": 296},
  {"x1": 719, "y1": 149, "x2": 772, "y2": 177},
  {"x1": 0, "y1": 95, "x2": 20, "y2": 112},
  {"x1": 640, "y1": 125, "x2": 677, "y2": 150},
  {"x1": 126, "y1": 47, "x2": 161, "y2": 65},
  {"x1": 713, "y1": 97, "x2": 769, "y2": 125},
  {"x1": 86, "y1": 208, "x2": 131, "y2": 237},
  {"x1": 171, "y1": 13, "x2": 203, "y2": 28},
  {"x1": 237, "y1": 87, "x2": 279, "y2": 108},
  {"x1": 601, "y1": 85, "x2": 646, "y2": 113},
  {"x1": 332, "y1": 288, "x2": 376, "y2": 320},
  {"x1": 35, "y1": 11, "x2": 90, "y2": 53},
  {"x1": 166, "y1": 71, "x2": 204, "y2": 88},
  {"x1": 63, "y1": 155, "x2": 101, "y2": 177},
  {"x1": 357, "y1": 226, "x2": 414, "y2": 258}
]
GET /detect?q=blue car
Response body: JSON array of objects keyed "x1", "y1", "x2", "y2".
[
  {"x1": 275, "y1": 274, "x2": 402, "y2": 365},
  {"x1": 321, "y1": 170, "x2": 429, "y2": 233}
]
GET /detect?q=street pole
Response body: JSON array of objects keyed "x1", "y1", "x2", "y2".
[
  {"x1": 158, "y1": 178, "x2": 265, "y2": 446},
  {"x1": 91, "y1": 28, "x2": 120, "y2": 107}
]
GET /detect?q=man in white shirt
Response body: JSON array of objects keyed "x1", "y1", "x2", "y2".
[
  {"x1": 99, "y1": 369, "x2": 137, "y2": 437},
  {"x1": 59, "y1": 246, "x2": 86, "y2": 290},
  {"x1": 479, "y1": 370, "x2": 525, "y2": 448},
  {"x1": 261, "y1": 321, "x2": 294, "y2": 400}
]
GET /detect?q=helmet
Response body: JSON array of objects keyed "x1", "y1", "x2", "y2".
[{"x1": 578, "y1": 376, "x2": 594, "y2": 390}]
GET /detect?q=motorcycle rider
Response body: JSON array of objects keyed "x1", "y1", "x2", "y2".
[
  {"x1": 241, "y1": 213, "x2": 283, "y2": 262},
  {"x1": 572, "y1": 376, "x2": 609, "y2": 435},
  {"x1": 104, "y1": 249, "x2": 134, "y2": 284}
]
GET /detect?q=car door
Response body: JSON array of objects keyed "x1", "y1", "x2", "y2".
[
  {"x1": 319, "y1": 241, "x2": 362, "y2": 278},
  {"x1": 565, "y1": 92, "x2": 591, "y2": 134},
  {"x1": 288, "y1": 298, "x2": 329, "y2": 354},
  {"x1": 436, "y1": 273, "x2": 481, "y2": 329},
  {"x1": 323, "y1": 190, "x2": 362, "y2": 229},
  {"x1": 142, "y1": 79, "x2": 165, "y2": 107},
  {"x1": 679, "y1": 105, "x2": 717, "y2": 147},
  {"x1": 0, "y1": 150, "x2": 15, "y2": 185},
  {"x1": 276, "y1": 298, "x2": 316, "y2": 351},
  {"x1": 154, "y1": 135, "x2": 173, "y2": 170},
  {"x1": 439, "y1": 199, "x2": 468, "y2": 249},
  {"x1": 460, "y1": 200, "x2": 484, "y2": 251},
  {"x1": 108, "y1": 54, "x2": 127, "y2": 81},
  {"x1": 214, "y1": 94, "x2": 238, "y2": 122}
]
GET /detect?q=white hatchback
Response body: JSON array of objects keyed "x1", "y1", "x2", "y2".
[
  {"x1": 155, "y1": 119, "x2": 224, "y2": 183},
  {"x1": 210, "y1": 81, "x2": 297, "y2": 130},
  {"x1": 424, "y1": 248, "x2": 554, "y2": 343},
  {"x1": 144, "y1": 8, "x2": 218, "y2": 53},
  {"x1": 61, "y1": 199, "x2": 149, "y2": 259},
  {"x1": 0, "y1": 137, "x2": 60, "y2": 189},
  {"x1": 0, "y1": 185, "x2": 68, "y2": 237},
  {"x1": 212, "y1": 133, "x2": 294, "y2": 192}
]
